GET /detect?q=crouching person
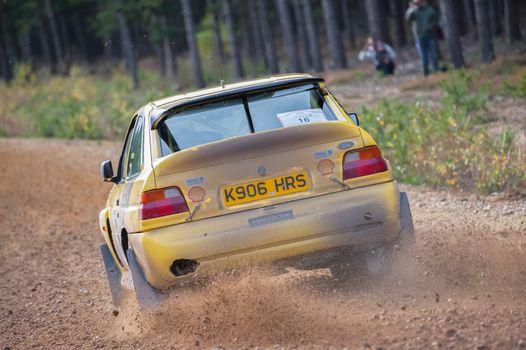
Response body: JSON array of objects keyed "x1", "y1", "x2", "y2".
[{"x1": 358, "y1": 36, "x2": 396, "y2": 76}]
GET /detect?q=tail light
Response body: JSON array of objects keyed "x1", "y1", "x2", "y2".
[
  {"x1": 140, "y1": 187, "x2": 189, "y2": 220},
  {"x1": 342, "y1": 146, "x2": 388, "y2": 180}
]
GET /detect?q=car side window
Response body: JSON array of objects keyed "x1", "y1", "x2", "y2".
[
  {"x1": 125, "y1": 116, "x2": 144, "y2": 179},
  {"x1": 117, "y1": 117, "x2": 137, "y2": 182}
]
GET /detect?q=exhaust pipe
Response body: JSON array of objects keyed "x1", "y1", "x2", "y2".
[{"x1": 170, "y1": 259, "x2": 199, "y2": 276}]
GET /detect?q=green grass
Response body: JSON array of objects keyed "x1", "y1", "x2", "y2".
[
  {"x1": 360, "y1": 70, "x2": 526, "y2": 194},
  {"x1": 502, "y1": 70, "x2": 526, "y2": 97},
  {"x1": 0, "y1": 64, "x2": 174, "y2": 140}
]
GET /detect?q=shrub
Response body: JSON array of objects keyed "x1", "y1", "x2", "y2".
[
  {"x1": 0, "y1": 64, "x2": 174, "y2": 139},
  {"x1": 361, "y1": 70, "x2": 526, "y2": 194}
]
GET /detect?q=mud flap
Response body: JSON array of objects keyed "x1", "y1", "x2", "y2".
[
  {"x1": 399, "y1": 192, "x2": 416, "y2": 244},
  {"x1": 100, "y1": 244, "x2": 123, "y2": 307},
  {"x1": 126, "y1": 248, "x2": 164, "y2": 310}
]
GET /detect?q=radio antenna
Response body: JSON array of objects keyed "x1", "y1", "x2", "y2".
[
  {"x1": 211, "y1": 27, "x2": 225, "y2": 88},
  {"x1": 218, "y1": 67, "x2": 225, "y2": 87}
]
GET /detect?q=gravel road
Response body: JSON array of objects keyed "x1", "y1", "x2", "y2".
[{"x1": 1, "y1": 138, "x2": 525, "y2": 349}]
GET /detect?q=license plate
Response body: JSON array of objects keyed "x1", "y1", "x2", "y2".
[{"x1": 222, "y1": 172, "x2": 309, "y2": 206}]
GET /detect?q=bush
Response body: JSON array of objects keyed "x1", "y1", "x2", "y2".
[
  {"x1": 0, "y1": 64, "x2": 174, "y2": 140},
  {"x1": 361, "y1": 70, "x2": 526, "y2": 194}
]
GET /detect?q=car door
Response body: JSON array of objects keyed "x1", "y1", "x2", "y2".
[{"x1": 108, "y1": 115, "x2": 142, "y2": 267}]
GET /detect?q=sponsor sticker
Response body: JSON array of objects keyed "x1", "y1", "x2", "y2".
[
  {"x1": 338, "y1": 141, "x2": 355, "y2": 150},
  {"x1": 277, "y1": 108, "x2": 328, "y2": 127},
  {"x1": 314, "y1": 149, "x2": 334, "y2": 159},
  {"x1": 317, "y1": 159, "x2": 335, "y2": 175},
  {"x1": 248, "y1": 210, "x2": 294, "y2": 227},
  {"x1": 185, "y1": 176, "x2": 205, "y2": 186},
  {"x1": 188, "y1": 186, "x2": 206, "y2": 203}
]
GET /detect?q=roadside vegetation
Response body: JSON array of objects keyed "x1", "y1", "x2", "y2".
[
  {"x1": 0, "y1": 64, "x2": 171, "y2": 139},
  {"x1": 361, "y1": 57, "x2": 526, "y2": 195},
  {"x1": 1, "y1": 54, "x2": 525, "y2": 195}
]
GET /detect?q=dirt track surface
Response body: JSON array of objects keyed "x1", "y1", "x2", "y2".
[{"x1": 1, "y1": 138, "x2": 525, "y2": 349}]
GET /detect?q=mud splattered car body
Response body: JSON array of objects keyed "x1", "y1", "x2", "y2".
[{"x1": 98, "y1": 74, "x2": 414, "y2": 307}]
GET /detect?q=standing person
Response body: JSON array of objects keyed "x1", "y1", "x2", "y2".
[
  {"x1": 406, "y1": 0, "x2": 440, "y2": 76},
  {"x1": 358, "y1": 36, "x2": 397, "y2": 76},
  {"x1": 405, "y1": 1, "x2": 420, "y2": 55}
]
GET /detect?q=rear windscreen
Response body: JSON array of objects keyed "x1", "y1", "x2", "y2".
[{"x1": 158, "y1": 84, "x2": 338, "y2": 156}]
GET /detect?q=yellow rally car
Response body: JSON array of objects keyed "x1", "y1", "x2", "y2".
[{"x1": 98, "y1": 74, "x2": 415, "y2": 308}]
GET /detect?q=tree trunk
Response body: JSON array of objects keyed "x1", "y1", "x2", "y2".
[
  {"x1": 223, "y1": 0, "x2": 244, "y2": 79},
  {"x1": 37, "y1": 18, "x2": 53, "y2": 68},
  {"x1": 292, "y1": 0, "x2": 311, "y2": 70},
  {"x1": 1, "y1": 11, "x2": 16, "y2": 80},
  {"x1": 321, "y1": 0, "x2": 347, "y2": 69},
  {"x1": 302, "y1": 0, "x2": 323, "y2": 71},
  {"x1": 255, "y1": 0, "x2": 279, "y2": 74},
  {"x1": 365, "y1": 0, "x2": 391, "y2": 44},
  {"x1": 209, "y1": 0, "x2": 225, "y2": 63},
  {"x1": 474, "y1": 0, "x2": 495, "y2": 63},
  {"x1": 463, "y1": 0, "x2": 478, "y2": 37},
  {"x1": 246, "y1": 1, "x2": 265, "y2": 66},
  {"x1": 355, "y1": 0, "x2": 369, "y2": 37},
  {"x1": 163, "y1": 36, "x2": 176, "y2": 80},
  {"x1": 504, "y1": 0, "x2": 522, "y2": 43},
  {"x1": 58, "y1": 13, "x2": 71, "y2": 65},
  {"x1": 439, "y1": 0, "x2": 465, "y2": 68},
  {"x1": 19, "y1": 33, "x2": 32, "y2": 63},
  {"x1": 390, "y1": 0, "x2": 406, "y2": 48},
  {"x1": 117, "y1": 13, "x2": 139, "y2": 88},
  {"x1": 0, "y1": 10, "x2": 13, "y2": 81},
  {"x1": 489, "y1": 0, "x2": 501, "y2": 36},
  {"x1": 275, "y1": 0, "x2": 301, "y2": 72},
  {"x1": 44, "y1": 0, "x2": 65, "y2": 73},
  {"x1": 339, "y1": 0, "x2": 356, "y2": 50},
  {"x1": 102, "y1": 33, "x2": 114, "y2": 64},
  {"x1": 181, "y1": 0, "x2": 205, "y2": 88},
  {"x1": 72, "y1": 13, "x2": 89, "y2": 62},
  {"x1": 0, "y1": 38, "x2": 7, "y2": 81},
  {"x1": 170, "y1": 40, "x2": 179, "y2": 76},
  {"x1": 239, "y1": 14, "x2": 252, "y2": 64},
  {"x1": 154, "y1": 44, "x2": 165, "y2": 77},
  {"x1": 130, "y1": 24, "x2": 143, "y2": 59}
]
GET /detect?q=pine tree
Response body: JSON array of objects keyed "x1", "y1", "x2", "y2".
[
  {"x1": 181, "y1": 0, "x2": 205, "y2": 87},
  {"x1": 321, "y1": 0, "x2": 346, "y2": 69},
  {"x1": 474, "y1": 0, "x2": 495, "y2": 63},
  {"x1": 439, "y1": 0, "x2": 465, "y2": 68}
]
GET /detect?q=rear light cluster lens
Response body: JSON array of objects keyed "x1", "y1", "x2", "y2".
[
  {"x1": 342, "y1": 146, "x2": 388, "y2": 180},
  {"x1": 140, "y1": 187, "x2": 189, "y2": 220}
]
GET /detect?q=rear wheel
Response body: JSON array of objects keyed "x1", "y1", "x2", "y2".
[{"x1": 363, "y1": 191, "x2": 415, "y2": 276}]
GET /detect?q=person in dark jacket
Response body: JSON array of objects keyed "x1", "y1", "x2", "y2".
[{"x1": 407, "y1": 0, "x2": 439, "y2": 76}]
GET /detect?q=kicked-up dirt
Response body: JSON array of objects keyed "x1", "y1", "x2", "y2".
[{"x1": 0, "y1": 138, "x2": 525, "y2": 349}]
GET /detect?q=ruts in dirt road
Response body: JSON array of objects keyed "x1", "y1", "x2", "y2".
[{"x1": 1, "y1": 138, "x2": 525, "y2": 349}]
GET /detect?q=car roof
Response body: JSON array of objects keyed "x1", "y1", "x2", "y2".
[{"x1": 148, "y1": 73, "x2": 325, "y2": 129}]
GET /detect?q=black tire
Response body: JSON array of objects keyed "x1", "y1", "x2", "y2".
[
  {"x1": 126, "y1": 248, "x2": 164, "y2": 310},
  {"x1": 100, "y1": 244, "x2": 124, "y2": 307},
  {"x1": 362, "y1": 191, "x2": 416, "y2": 276}
]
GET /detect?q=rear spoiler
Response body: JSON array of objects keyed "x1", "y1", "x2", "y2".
[{"x1": 150, "y1": 77, "x2": 325, "y2": 130}]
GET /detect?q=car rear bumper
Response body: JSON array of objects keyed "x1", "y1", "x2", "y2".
[{"x1": 128, "y1": 181, "x2": 401, "y2": 289}]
